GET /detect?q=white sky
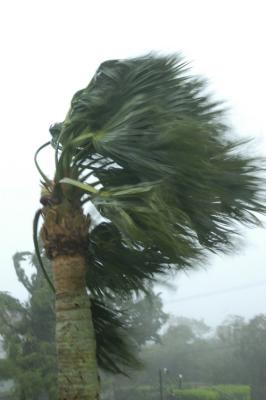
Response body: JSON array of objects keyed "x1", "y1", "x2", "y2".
[{"x1": 0, "y1": 0, "x2": 266, "y2": 326}]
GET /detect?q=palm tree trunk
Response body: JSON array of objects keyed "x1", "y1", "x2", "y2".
[{"x1": 41, "y1": 202, "x2": 100, "y2": 400}]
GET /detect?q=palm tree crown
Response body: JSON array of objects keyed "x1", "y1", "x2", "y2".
[{"x1": 46, "y1": 54, "x2": 264, "y2": 257}]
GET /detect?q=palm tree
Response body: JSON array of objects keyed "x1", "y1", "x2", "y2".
[{"x1": 34, "y1": 54, "x2": 265, "y2": 400}]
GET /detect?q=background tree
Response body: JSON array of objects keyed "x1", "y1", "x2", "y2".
[
  {"x1": 239, "y1": 315, "x2": 266, "y2": 385},
  {"x1": 120, "y1": 290, "x2": 168, "y2": 347},
  {"x1": 0, "y1": 251, "x2": 168, "y2": 398},
  {"x1": 0, "y1": 252, "x2": 56, "y2": 400},
  {"x1": 34, "y1": 53, "x2": 266, "y2": 399}
]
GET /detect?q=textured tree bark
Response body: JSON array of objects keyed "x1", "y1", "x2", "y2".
[
  {"x1": 41, "y1": 202, "x2": 100, "y2": 400},
  {"x1": 53, "y1": 255, "x2": 99, "y2": 400}
]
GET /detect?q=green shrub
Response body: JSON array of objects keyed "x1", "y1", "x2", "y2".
[
  {"x1": 213, "y1": 385, "x2": 251, "y2": 400},
  {"x1": 168, "y1": 385, "x2": 251, "y2": 400},
  {"x1": 168, "y1": 387, "x2": 219, "y2": 400}
]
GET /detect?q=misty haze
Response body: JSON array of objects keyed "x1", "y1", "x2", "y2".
[{"x1": 0, "y1": 1, "x2": 265, "y2": 400}]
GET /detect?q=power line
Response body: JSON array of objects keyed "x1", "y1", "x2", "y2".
[{"x1": 165, "y1": 280, "x2": 266, "y2": 304}]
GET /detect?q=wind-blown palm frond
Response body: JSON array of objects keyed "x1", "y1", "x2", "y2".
[
  {"x1": 91, "y1": 298, "x2": 141, "y2": 375},
  {"x1": 49, "y1": 53, "x2": 265, "y2": 260},
  {"x1": 86, "y1": 221, "x2": 199, "y2": 297}
]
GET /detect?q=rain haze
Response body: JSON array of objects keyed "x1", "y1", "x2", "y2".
[{"x1": 0, "y1": 0, "x2": 266, "y2": 328}]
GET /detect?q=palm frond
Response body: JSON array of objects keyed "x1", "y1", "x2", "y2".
[
  {"x1": 86, "y1": 222, "x2": 200, "y2": 297},
  {"x1": 49, "y1": 53, "x2": 265, "y2": 259},
  {"x1": 91, "y1": 298, "x2": 141, "y2": 375},
  {"x1": 94, "y1": 183, "x2": 200, "y2": 258}
]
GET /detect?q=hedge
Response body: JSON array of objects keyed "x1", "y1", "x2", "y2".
[
  {"x1": 168, "y1": 387, "x2": 218, "y2": 400},
  {"x1": 213, "y1": 385, "x2": 251, "y2": 400},
  {"x1": 168, "y1": 385, "x2": 251, "y2": 400}
]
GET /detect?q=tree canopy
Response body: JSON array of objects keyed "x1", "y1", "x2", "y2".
[{"x1": 36, "y1": 54, "x2": 265, "y2": 297}]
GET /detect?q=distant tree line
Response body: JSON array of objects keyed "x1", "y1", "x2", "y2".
[{"x1": 111, "y1": 314, "x2": 266, "y2": 399}]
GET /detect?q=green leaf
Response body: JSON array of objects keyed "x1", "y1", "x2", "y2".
[
  {"x1": 34, "y1": 142, "x2": 52, "y2": 186},
  {"x1": 59, "y1": 177, "x2": 99, "y2": 194},
  {"x1": 100, "y1": 182, "x2": 155, "y2": 197}
]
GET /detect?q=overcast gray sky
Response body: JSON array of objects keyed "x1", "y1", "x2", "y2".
[{"x1": 0, "y1": 0, "x2": 265, "y2": 326}]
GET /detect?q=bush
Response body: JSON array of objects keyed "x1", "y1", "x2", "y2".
[
  {"x1": 115, "y1": 384, "x2": 251, "y2": 400},
  {"x1": 168, "y1": 385, "x2": 251, "y2": 400},
  {"x1": 168, "y1": 387, "x2": 219, "y2": 400},
  {"x1": 213, "y1": 385, "x2": 251, "y2": 400}
]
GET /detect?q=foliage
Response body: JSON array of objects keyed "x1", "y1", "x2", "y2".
[
  {"x1": 214, "y1": 385, "x2": 251, "y2": 400},
  {"x1": 110, "y1": 315, "x2": 265, "y2": 398},
  {"x1": 123, "y1": 290, "x2": 168, "y2": 346},
  {"x1": 112, "y1": 384, "x2": 250, "y2": 400},
  {"x1": 169, "y1": 387, "x2": 219, "y2": 400},
  {"x1": 0, "y1": 252, "x2": 57, "y2": 399},
  {"x1": 0, "y1": 358, "x2": 14, "y2": 381},
  {"x1": 215, "y1": 314, "x2": 266, "y2": 385},
  {"x1": 237, "y1": 315, "x2": 266, "y2": 384},
  {"x1": 168, "y1": 385, "x2": 250, "y2": 400},
  {"x1": 92, "y1": 289, "x2": 168, "y2": 374},
  {"x1": 36, "y1": 53, "x2": 266, "y2": 295},
  {"x1": 112, "y1": 384, "x2": 157, "y2": 400}
]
